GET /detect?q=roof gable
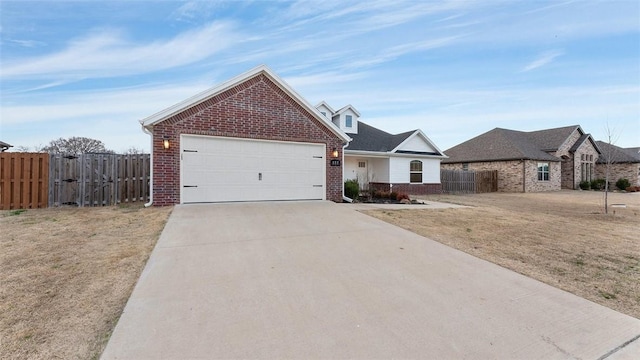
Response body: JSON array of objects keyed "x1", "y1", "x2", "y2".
[
  {"x1": 346, "y1": 122, "x2": 444, "y2": 157},
  {"x1": 315, "y1": 101, "x2": 335, "y2": 115},
  {"x1": 392, "y1": 130, "x2": 445, "y2": 156},
  {"x1": 334, "y1": 104, "x2": 361, "y2": 117},
  {"x1": 140, "y1": 65, "x2": 350, "y2": 142}
]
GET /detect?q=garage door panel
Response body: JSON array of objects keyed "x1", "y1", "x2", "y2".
[{"x1": 181, "y1": 136, "x2": 325, "y2": 203}]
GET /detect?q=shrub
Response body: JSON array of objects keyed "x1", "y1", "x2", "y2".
[
  {"x1": 395, "y1": 192, "x2": 410, "y2": 201},
  {"x1": 374, "y1": 190, "x2": 390, "y2": 199},
  {"x1": 591, "y1": 178, "x2": 606, "y2": 190},
  {"x1": 616, "y1": 178, "x2": 630, "y2": 191},
  {"x1": 344, "y1": 179, "x2": 360, "y2": 199},
  {"x1": 389, "y1": 191, "x2": 398, "y2": 200},
  {"x1": 626, "y1": 186, "x2": 640, "y2": 192},
  {"x1": 579, "y1": 180, "x2": 591, "y2": 190}
]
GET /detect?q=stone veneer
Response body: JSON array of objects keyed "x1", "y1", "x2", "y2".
[
  {"x1": 551, "y1": 129, "x2": 600, "y2": 189},
  {"x1": 441, "y1": 159, "x2": 561, "y2": 192},
  {"x1": 595, "y1": 163, "x2": 640, "y2": 187}
]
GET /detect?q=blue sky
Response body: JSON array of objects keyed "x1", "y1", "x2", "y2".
[{"x1": 1, "y1": 0, "x2": 639, "y2": 153}]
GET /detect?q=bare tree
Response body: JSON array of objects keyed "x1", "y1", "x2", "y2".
[
  {"x1": 122, "y1": 146, "x2": 146, "y2": 154},
  {"x1": 12, "y1": 144, "x2": 46, "y2": 152},
  {"x1": 41, "y1": 137, "x2": 113, "y2": 155},
  {"x1": 601, "y1": 124, "x2": 620, "y2": 215}
]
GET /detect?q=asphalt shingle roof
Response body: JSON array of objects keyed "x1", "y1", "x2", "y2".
[
  {"x1": 526, "y1": 125, "x2": 580, "y2": 151},
  {"x1": 442, "y1": 128, "x2": 566, "y2": 163},
  {"x1": 595, "y1": 141, "x2": 640, "y2": 163},
  {"x1": 347, "y1": 122, "x2": 415, "y2": 152}
]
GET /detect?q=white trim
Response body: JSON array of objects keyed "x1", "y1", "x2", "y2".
[
  {"x1": 345, "y1": 149, "x2": 445, "y2": 159},
  {"x1": 315, "y1": 101, "x2": 336, "y2": 115},
  {"x1": 142, "y1": 126, "x2": 153, "y2": 207},
  {"x1": 140, "y1": 65, "x2": 350, "y2": 143},
  {"x1": 344, "y1": 150, "x2": 391, "y2": 158},
  {"x1": 334, "y1": 104, "x2": 361, "y2": 117},
  {"x1": 390, "y1": 129, "x2": 448, "y2": 158}
]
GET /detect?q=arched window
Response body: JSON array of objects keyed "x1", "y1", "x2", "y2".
[{"x1": 410, "y1": 160, "x2": 422, "y2": 183}]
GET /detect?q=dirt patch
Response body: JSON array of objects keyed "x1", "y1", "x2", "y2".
[
  {"x1": 0, "y1": 205, "x2": 172, "y2": 360},
  {"x1": 365, "y1": 191, "x2": 640, "y2": 319}
]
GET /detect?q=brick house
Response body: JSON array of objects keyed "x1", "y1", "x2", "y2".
[
  {"x1": 441, "y1": 126, "x2": 601, "y2": 192},
  {"x1": 140, "y1": 65, "x2": 350, "y2": 205},
  {"x1": 594, "y1": 142, "x2": 640, "y2": 187},
  {"x1": 315, "y1": 102, "x2": 447, "y2": 196}
]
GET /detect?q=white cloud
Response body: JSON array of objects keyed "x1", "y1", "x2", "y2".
[
  {"x1": 7, "y1": 39, "x2": 46, "y2": 47},
  {"x1": 345, "y1": 36, "x2": 462, "y2": 69},
  {"x1": 1, "y1": 21, "x2": 240, "y2": 80},
  {"x1": 170, "y1": 1, "x2": 228, "y2": 22},
  {"x1": 521, "y1": 50, "x2": 564, "y2": 72}
]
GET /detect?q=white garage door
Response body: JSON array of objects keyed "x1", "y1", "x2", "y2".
[{"x1": 181, "y1": 135, "x2": 325, "y2": 203}]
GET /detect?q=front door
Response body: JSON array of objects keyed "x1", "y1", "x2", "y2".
[{"x1": 356, "y1": 159, "x2": 369, "y2": 190}]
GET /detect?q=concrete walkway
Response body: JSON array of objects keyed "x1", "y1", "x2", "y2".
[{"x1": 102, "y1": 201, "x2": 639, "y2": 359}]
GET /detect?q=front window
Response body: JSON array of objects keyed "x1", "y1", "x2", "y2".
[
  {"x1": 537, "y1": 162, "x2": 549, "y2": 181},
  {"x1": 580, "y1": 153, "x2": 594, "y2": 182},
  {"x1": 345, "y1": 115, "x2": 353, "y2": 128},
  {"x1": 462, "y1": 163, "x2": 469, "y2": 171},
  {"x1": 410, "y1": 160, "x2": 422, "y2": 183}
]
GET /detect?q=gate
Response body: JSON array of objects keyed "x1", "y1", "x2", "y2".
[{"x1": 49, "y1": 153, "x2": 150, "y2": 206}]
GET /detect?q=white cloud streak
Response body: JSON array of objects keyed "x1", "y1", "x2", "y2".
[
  {"x1": 521, "y1": 50, "x2": 564, "y2": 72},
  {"x1": 1, "y1": 21, "x2": 239, "y2": 80}
]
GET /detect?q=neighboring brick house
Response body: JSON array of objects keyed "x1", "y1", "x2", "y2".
[
  {"x1": 140, "y1": 65, "x2": 350, "y2": 205},
  {"x1": 316, "y1": 102, "x2": 447, "y2": 196},
  {"x1": 441, "y1": 126, "x2": 601, "y2": 192},
  {"x1": 594, "y1": 142, "x2": 640, "y2": 187}
]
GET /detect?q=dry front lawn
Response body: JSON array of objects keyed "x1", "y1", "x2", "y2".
[
  {"x1": 365, "y1": 191, "x2": 640, "y2": 319},
  {"x1": 1, "y1": 205, "x2": 172, "y2": 360}
]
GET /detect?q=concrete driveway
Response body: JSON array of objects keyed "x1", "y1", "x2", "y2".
[{"x1": 102, "y1": 201, "x2": 639, "y2": 359}]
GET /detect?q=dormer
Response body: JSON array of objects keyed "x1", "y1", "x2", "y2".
[
  {"x1": 315, "y1": 101, "x2": 335, "y2": 120},
  {"x1": 332, "y1": 104, "x2": 360, "y2": 134}
]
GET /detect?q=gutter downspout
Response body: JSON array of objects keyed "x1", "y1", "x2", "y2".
[
  {"x1": 341, "y1": 143, "x2": 353, "y2": 203},
  {"x1": 142, "y1": 125, "x2": 154, "y2": 207}
]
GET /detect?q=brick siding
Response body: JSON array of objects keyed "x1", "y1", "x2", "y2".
[
  {"x1": 595, "y1": 163, "x2": 640, "y2": 187},
  {"x1": 441, "y1": 160, "x2": 561, "y2": 192},
  {"x1": 369, "y1": 182, "x2": 442, "y2": 195},
  {"x1": 551, "y1": 129, "x2": 600, "y2": 189},
  {"x1": 152, "y1": 74, "x2": 345, "y2": 205}
]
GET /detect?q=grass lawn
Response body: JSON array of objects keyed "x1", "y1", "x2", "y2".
[
  {"x1": 365, "y1": 191, "x2": 640, "y2": 319},
  {"x1": 0, "y1": 205, "x2": 172, "y2": 360}
]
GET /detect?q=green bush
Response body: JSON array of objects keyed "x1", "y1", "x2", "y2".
[
  {"x1": 591, "y1": 178, "x2": 606, "y2": 190},
  {"x1": 344, "y1": 179, "x2": 360, "y2": 199},
  {"x1": 616, "y1": 178, "x2": 630, "y2": 191},
  {"x1": 579, "y1": 180, "x2": 591, "y2": 190}
]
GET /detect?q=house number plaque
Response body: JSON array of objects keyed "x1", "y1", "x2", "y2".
[{"x1": 330, "y1": 159, "x2": 341, "y2": 166}]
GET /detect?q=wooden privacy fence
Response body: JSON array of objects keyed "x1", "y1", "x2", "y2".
[
  {"x1": 0, "y1": 153, "x2": 49, "y2": 210},
  {"x1": 49, "y1": 153, "x2": 150, "y2": 207},
  {"x1": 441, "y1": 169, "x2": 498, "y2": 194}
]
